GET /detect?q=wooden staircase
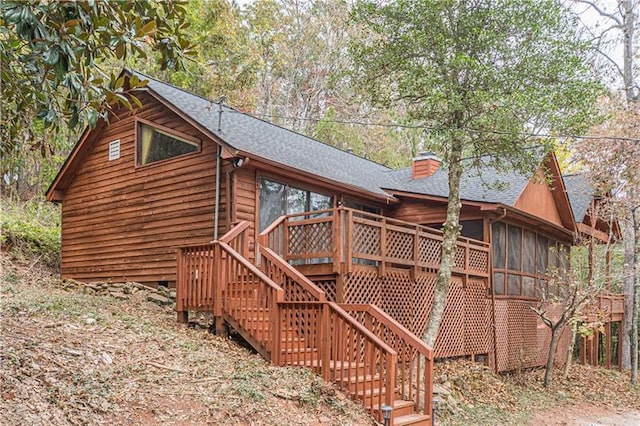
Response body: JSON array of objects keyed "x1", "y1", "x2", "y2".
[{"x1": 176, "y1": 221, "x2": 433, "y2": 426}]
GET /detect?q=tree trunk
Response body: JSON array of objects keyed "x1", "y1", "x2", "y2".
[
  {"x1": 564, "y1": 321, "x2": 577, "y2": 379},
  {"x1": 545, "y1": 325, "x2": 561, "y2": 388},
  {"x1": 622, "y1": 0, "x2": 637, "y2": 102},
  {"x1": 632, "y1": 209, "x2": 639, "y2": 385},
  {"x1": 623, "y1": 215, "x2": 636, "y2": 373},
  {"x1": 422, "y1": 137, "x2": 463, "y2": 348}
]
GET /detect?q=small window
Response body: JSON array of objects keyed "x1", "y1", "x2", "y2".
[{"x1": 137, "y1": 122, "x2": 199, "y2": 166}]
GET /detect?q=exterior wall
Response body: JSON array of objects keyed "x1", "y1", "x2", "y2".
[
  {"x1": 514, "y1": 171, "x2": 563, "y2": 227},
  {"x1": 60, "y1": 94, "x2": 227, "y2": 283},
  {"x1": 385, "y1": 199, "x2": 483, "y2": 228},
  {"x1": 232, "y1": 166, "x2": 258, "y2": 259}
]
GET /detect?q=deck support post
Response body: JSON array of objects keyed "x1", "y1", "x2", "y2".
[
  {"x1": 177, "y1": 311, "x2": 188, "y2": 324},
  {"x1": 214, "y1": 316, "x2": 227, "y2": 336}
]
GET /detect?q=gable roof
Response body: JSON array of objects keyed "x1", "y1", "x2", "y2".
[
  {"x1": 562, "y1": 173, "x2": 593, "y2": 223},
  {"x1": 130, "y1": 70, "x2": 393, "y2": 198},
  {"x1": 44, "y1": 69, "x2": 579, "y2": 234}
]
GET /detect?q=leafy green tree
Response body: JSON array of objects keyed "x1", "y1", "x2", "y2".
[
  {"x1": 0, "y1": 0, "x2": 193, "y2": 189},
  {"x1": 130, "y1": 0, "x2": 257, "y2": 109},
  {"x1": 351, "y1": 0, "x2": 601, "y2": 350}
]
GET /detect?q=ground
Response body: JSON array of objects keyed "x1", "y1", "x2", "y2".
[
  {"x1": 435, "y1": 354, "x2": 640, "y2": 425},
  {"x1": 0, "y1": 255, "x2": 373, "y2": 426},
  {"x1": 2, "y1": 253, "x2": 639, "y2": 425}
]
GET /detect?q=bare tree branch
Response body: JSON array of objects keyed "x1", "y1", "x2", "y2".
[{"x1": 575, "y1": 0, "x2": 623, "y2": 26}]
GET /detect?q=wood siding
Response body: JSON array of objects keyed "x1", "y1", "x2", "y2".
[
  {"x1": 514, "y1": 171, "x2": 563, "y2": 227},
  {"x1": 385, "y1": 199, "x2": 482, "y2": 227},
  {"x1": 233, "y1": 166, "x2": 257, "y2": 259},
  {"x1": 60, "y1": 93, "x2": 227, "y2": 283}
]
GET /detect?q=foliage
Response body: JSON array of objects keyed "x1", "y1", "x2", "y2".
[
  {"x1": 129, "y1": 0, "x2": 257, "y2": 108},
  {"x1": 0, "y1": 0, "x2": 193, "y2": 172},
  {"x1": 351, "y1": 0, "x2": 602, "y2": 347},
  {"x1": 0, "y1": 197, "x2": 61, "y2": 268}
]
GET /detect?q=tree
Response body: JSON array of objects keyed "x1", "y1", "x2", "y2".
[
  {"x1": 574, "y1": 101, "x2": 640, "y2": 383},
  {"x1": 572, "y1": 0, "x2": 639, "y2": 378},
  {"x1": 351, "y1": 0, "x2": 601, "y2": 348},
  {"x1": 533, "y1": 230, "x2": 616, "y2": 387},
  {"x1": 0, "y1": 0, "x2": 193, "y2": 192}
]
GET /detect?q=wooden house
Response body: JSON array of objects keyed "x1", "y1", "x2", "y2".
[
  {"x1": 47, "y1": 70, "x2": 623, "y2": 425},
  {"x1": 564, "y1": 174, "x2": 624, "y2": 369}
]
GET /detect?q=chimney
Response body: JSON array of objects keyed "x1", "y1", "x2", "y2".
[{"x1": 412, "y1": 152, "x2": 440, "y2": 179}]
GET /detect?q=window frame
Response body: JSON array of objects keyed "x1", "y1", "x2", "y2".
[
  {"x1": 134, "y1": 118, "x2": 202, "y2": 168},
  {"x1": 491, "y1": 220, "x2": 570, "y2": 300},
  {"x1": 257, "y1": 175, "x2": 335, "y2": 232}
]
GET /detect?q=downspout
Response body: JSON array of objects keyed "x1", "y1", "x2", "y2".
[
  {"x1": 214, "y1": 145, "x2": 221, "y2": 240},
  {"x1": 214, "y1": 98, "x2": 226, "y2": 240}
]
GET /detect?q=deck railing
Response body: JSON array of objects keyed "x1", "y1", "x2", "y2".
[
  {"x1": 345, "y1": 303, "x2": 434, "y2": 417},
  {"x1": 176, "y1": 221, "x2": 425, "y2": 422},
  {"x1": 259, "y1": 207, "x2": 490, "y2": 278}
]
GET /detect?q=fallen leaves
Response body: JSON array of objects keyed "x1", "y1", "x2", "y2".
[{"x1": 0, "y1": 254, "x2": 373, "y2": 426}]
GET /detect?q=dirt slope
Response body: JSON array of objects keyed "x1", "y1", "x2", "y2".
[{"x1": 0, "y1": 255, "x2": 373, "y2": 426}]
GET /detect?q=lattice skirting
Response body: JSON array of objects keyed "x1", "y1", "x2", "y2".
[
  {"x1": 340, "y1": 266, "x2": 570, "y2": 371},
  {"x1": 493, "y1": 300, "x2": 571, "y2": 372},
  {"x1": 312, "y1": 278, "x2": 337, "y2": 302},
  {"x1": 342, "y1": 266, "x2": 490, "y2": 360}
]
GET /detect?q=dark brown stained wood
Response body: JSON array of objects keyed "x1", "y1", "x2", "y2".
[
  {"x1": 59, "y1": 92, "x2": 227, "y2": 283},
  {"x1": 385, "y1": 198, "x2": 483, "y2": 225},
  {"x1": 233, "y1": 166, "x2": 257, "y2": 259},
  {"x1": 514, "y1": 169, "x2": 563, "y2": 227}
]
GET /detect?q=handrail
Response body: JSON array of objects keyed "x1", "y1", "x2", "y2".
[
  {"x1": 346, "y1": 303, "x2": 434, "y2": 359},
  {"x1": 259, "y1": 214, "x2": 288, "y2": 244},
  {"x1": 329, "y1": 302, "x2": 398, "y2": 355},
  {"x1": 219, "y1": 221, "x2": 252, "y2": 244},
  {"x1": 261, "y1": 246, "x2": 327, "y2": 302},
  {"x1": 344, "y1": 303, "x2": 434, "y2": 416},
  {"x1": 259, "y1": 206, "x2": 490, "y2": 281},
  {"x1": 342, "y1": 207, "x2": 489, "y2": 249},
  {"x1": 218, "y1": 242, "x2": 285, "y2": 296}
]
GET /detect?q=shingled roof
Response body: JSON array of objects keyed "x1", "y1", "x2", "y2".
[
  {"x1": 382, "y1": 158, "x2": 531, "y2": 205},
  {"x1": 130, "y1": 70, "x2": 392, "y2": 198},
  {"x1": 563, "y1": 173, "x2": 594, "y2": 223}
]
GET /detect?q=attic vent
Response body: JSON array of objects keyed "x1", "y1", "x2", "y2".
[{"x1": 108, "y1": 139, "x2": 121, "y2": 161}]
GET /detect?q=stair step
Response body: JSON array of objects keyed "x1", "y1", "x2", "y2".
[
  {"x1": 336, "y1": 374, "x2": 382, "y2": 392},
  {"x1": 393, "y1": 413, "x2": 431, "y2": 426},
  {"x1": 372, "y1": 400, "x2": 415, "y2": 418},
  {"x1": 281, "y1": 347, "x2": 318, "y2": 355}
]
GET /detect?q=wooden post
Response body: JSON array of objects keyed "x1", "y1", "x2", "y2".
[
  {"x1": 176, "y1": 248, "x2": 185, "y2": 321},
  {"x1": 321, "y1": 303, "x2": 331, "y2": 381},
  {"x1": 334, "y1": 208, "x2": 343, "y2": 274},
  {"x1": 425, "y1": 354, "x2": 433, "y2": 418},
  {"x1": 413, "y1": 225, "x2": 419, "y2": 280},
  {"x1": 379, "y1": 218, "x2": 387, "y2": 277},
  {"x1": 214, "y1": 244, "x2": 226, "y2": 336},
  {"x1": 346, "y1": 210, "x2": 353, "y2": 274}
]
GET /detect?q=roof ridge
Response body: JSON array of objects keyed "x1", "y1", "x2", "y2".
[
  {"x1": 127, "y1": 68, "x2": 392, "y2": 171},
  {"x1": 127, "y1": 68, "x2": 236, "y2": 111}
]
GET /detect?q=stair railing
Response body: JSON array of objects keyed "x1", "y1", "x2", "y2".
[{"x1": 344, "y1": 304, "x2": 434, "y2": 417}]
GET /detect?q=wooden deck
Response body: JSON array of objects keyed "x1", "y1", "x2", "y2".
[
  {"x1": 176, "y1": 219, "x2": 434, "y2": 425},
  {"x1": 259, "y1": 207, "x2": 490, "y2": 283}
]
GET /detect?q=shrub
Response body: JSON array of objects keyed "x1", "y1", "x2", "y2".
[{"x1": 1, "y1": 197, "x2": 60, "y2": 268}]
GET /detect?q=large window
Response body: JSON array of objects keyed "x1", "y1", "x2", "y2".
[
  {"x1": 137, "y1": 122, "x2": 200, "y2": 166},
  {"x1": 258, "y1": 178, "x2": 333, "y2": 232},
  {"x1": 491, "y1": 222, "x2": 569, "y2": 298}
]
